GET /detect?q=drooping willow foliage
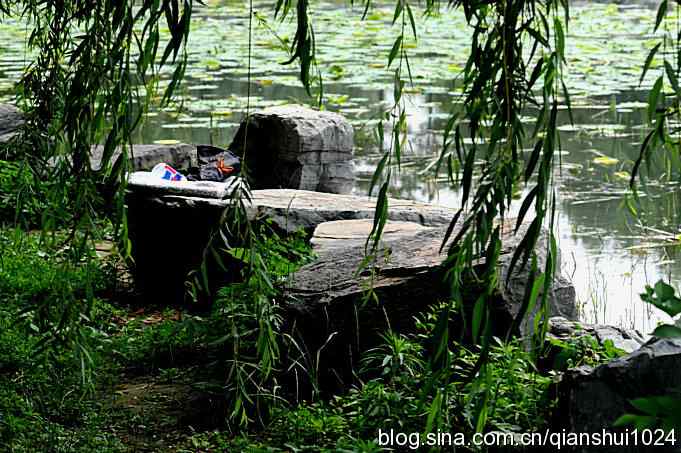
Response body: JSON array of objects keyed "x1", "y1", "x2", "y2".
[
  {"x1": 0, "y1": 0, "x2": 193, "y2": 366},
  {"x1": 0, "y1": 0, "x2": 575, "y2": 430},
  {"x1": 631, "y1": 0, "x2": 681, "y2": 189},
  {"x1": 286, "y1": 0, "x2": 571, "y2": 432},
  {"x1": 5, "y1": 0, "x2": 193, "y2": 232},
  {"x1": 10, "y1": 0, "x2": 681, "y2": 434},
  {"x1": 404, "y1": 0, "x2": 569, "y2": 431},
  {"x1": 441, "y1": 0, "x2": 568, "y2": 357}
]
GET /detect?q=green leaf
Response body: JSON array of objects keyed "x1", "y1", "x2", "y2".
[
  {"x1": 461, "y1": 146, "x2": 476, "y2": 205},
  {"x1": 367, "y1": 175, "x2": 391, "y2": 251},
  {"x1": 652, "y1": 324, "x2": 681, "y2": 338},
  {"x1": 425, "y1": 389, "x2": 442, "y2": 434},
  {"x1": 471, "y1": 295, "x2": 486, "y2": 344},
  {"x1": 648, "y1": 76, "x2": 664, "y2": 121},
  {"x1": 665, "y1": 60, "x2": 679, "y2": 95},
  {"x1": 524, "y1": 140, "x2": 543, "y2": 183},
  {"x1": 388, "y1": 36, "x2": 403, "y2": 68},
  {"x1": 614, "y1": 414, "x2": 654, "y2": 429},
  {"x1": 553, "y1": 16, "x2": 565, "y2": 61},
  {"x1": 642, "y1": 280, "x2": 681, "y2": 318},
  {"x1": 405, "y1": 3, "x2": 417, "y2": 39},
  {"x1": 369, "y1": 151, "x2": 390, "y2": 197},
  {"x1": 640, "y1": 43, "x2": 661, "y2": 87},
  {"x1": 392, "y1": 0, "x2": 403, "y2": 25},
  {"x1": 515, "y1": 185, "x2": 538, "y2": 233},
  {"x1": 654, "y1": 0, "x2": 668, "y2": 33},
  {"x1": 631, "y1": 397, "x2": 664, "y2": 417}
]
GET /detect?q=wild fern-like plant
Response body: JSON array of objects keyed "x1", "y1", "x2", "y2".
[{"x1": 361, "y1": 331, "x2": 424, "y2": 384}]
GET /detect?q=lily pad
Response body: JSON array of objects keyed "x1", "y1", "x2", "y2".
[{"x1": 593, "y1": 156, "x2": 620, "y2": 166}]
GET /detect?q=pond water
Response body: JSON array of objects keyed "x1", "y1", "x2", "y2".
[{"x1": 1, "y1": 1, "x2": 680, "y2": 333}]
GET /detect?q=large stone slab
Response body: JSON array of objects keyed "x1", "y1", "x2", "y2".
[
  {"x1": 127, "y1": 174, "x2": 457, "y2": 233},
  {"x1": 0, "y1": 104, "x2": 23, "y2": 143},
  {"x1": 282, "y1": 219, "x2": 577, "y2": 390},
  {"x1": 554, "y1": 338, "x2": 681, "y2": 452},
  {"x1": 229, "y1": 105, "x2": 354, "y2": 194},
  {"x1": 125, "y1": 177, "x2": 458, "y2": 304},
  {"x1": 311, "y1": 219, "x2": 433, "y2": 256}
]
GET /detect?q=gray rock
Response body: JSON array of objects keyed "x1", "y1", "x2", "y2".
[
  {"x1": 125, "y1": 181, "x2": 458, "y2": 304},
  {"x1": 0, "y1": 104, "x2": 23, "y2": 143},
  {"x1": 125, "y1": 179, "x2": 577, "y2": 368},
  {"x1": 229, "y1": 105, "x2": 354, "y2": 194},
  {"x1": 91, "y1": 143, "x2": 197, "y2": 171},
  {"x1": 497, "y1": 242, "x2": 578, "y2": 337},
  {"x1": 310, "y1": 219, "x2": 433, "y2": 256},
  {"x1": 126, "y1": 176, "x2": 457, "y2": 233},
  {"x1": 548, "y1": 316, "x2": 646, "y2": 354},
  {"x1": 554, "y1": 338, "x2": 681, "y2": 452},
  {"x1": 282, "y1": 219, "x2": 577, "y2": 389}
]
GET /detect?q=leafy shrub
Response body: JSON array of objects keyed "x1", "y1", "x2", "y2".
[
  {"x1": 461, "y1": 338, "x2": 554, "y2": 431},
  {"x1": 189, "y1": 303, "x2": 559, "y2": 451},
  {"x1": 0, "y1": 228, "x2": 123, "y2": 451},
  {"x1": 548, "y1": 333, "x2": 626, "y2": 372},
  {"x1": 0, "y1": 160, "x2": 44, "y2": 227}
]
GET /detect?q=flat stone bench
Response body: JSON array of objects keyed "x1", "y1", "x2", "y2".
[
  {"x1": 127, "y1": 172, "x2": 457, "y2": 232},
  {"x1": 126, "y1": 174, "x2": 462, "y2": 304}
]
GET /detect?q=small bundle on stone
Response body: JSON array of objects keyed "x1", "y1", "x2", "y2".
[
  {"x1": 188, "y1": 145, "x2": 241, "y2": 182},
  {"x1": 229, "y1": 105, "x2": 354, "y2": 194}
]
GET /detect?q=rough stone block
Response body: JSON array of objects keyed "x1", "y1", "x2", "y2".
[
  {"x1": 229, "y1": 105, "x2": 354, "y2": 194},
  {"x1": 91, "y1": 143, "x2": 197, "y2": 171},
  {"x1": 554, "y1": 338, "x2": 681, "y2": 452},
  {"x1": 283, "y1": 219, "x2": 577, "y2": 390}
]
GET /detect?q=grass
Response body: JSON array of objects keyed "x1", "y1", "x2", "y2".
[
  {"x1": 0, "y1": 222, "x2": 628, "y2": 452},
  {"x1": 0, "y1": 222, "x2": 318, "y2": 451},
  {"x1": 0, "y1": 229, "x2": 124, "y2": 452}
]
